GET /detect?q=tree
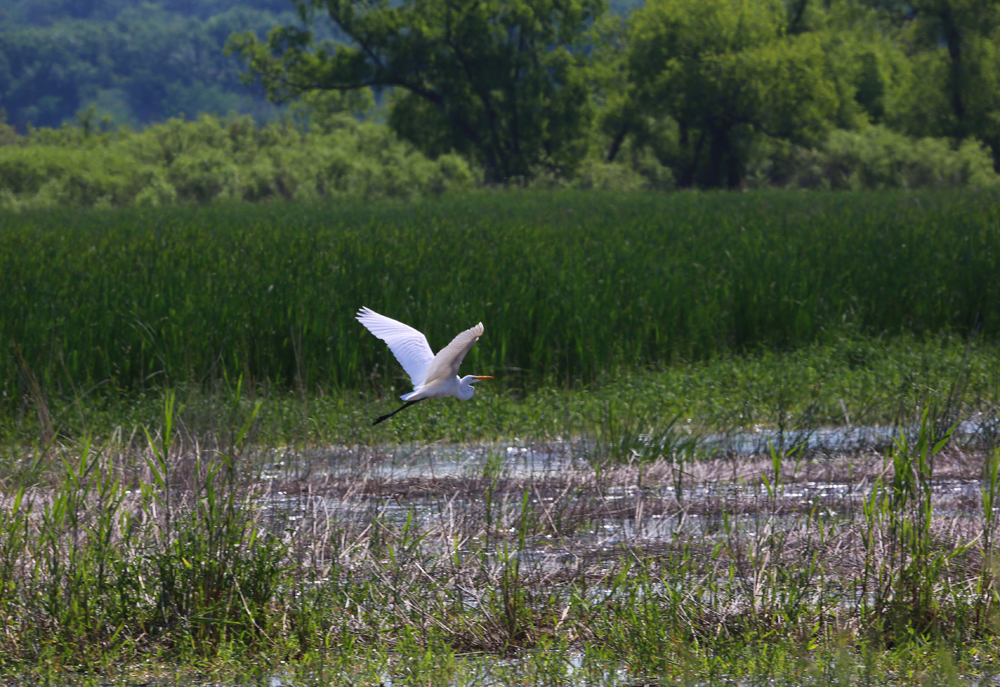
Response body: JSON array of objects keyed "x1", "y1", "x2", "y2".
[
  {"x1": 586, "y1": 13, "x2": 639, "y2": 164},
  {"x1": 0, "y1": 4, "x2": 284, "y2": 130},
  {"x1": 863, "y1": 0, "x2": 1000, "y2": 167},
  {"x1": 626, "y1": 0, "x2": 849, "y2": 188},
  {"x1": 0, "y1": 109, "x2": 18, "y2": 145},
  {"x1": 227, "y1": 0, "x2": 603, "y2": 182}
]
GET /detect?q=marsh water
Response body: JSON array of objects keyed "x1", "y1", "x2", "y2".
[
  {"x1": 260, "y1": 419, "x2": 994, "y2": 628},
  {"x1": 39, "y1": 420, "x2": 998, "y2": 687}
]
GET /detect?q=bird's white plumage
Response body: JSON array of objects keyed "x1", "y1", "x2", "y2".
[
  {"x1": 356, "y1": 306, "x2": 488, "y2": 403},
  {"x1": 423, "y1": 322, "x2": 484, "y2": 385},
  {"x1": 356, "y1": 306, "x2": 434, "y2": 387}
]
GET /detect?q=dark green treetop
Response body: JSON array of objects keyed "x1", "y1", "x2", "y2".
[{"x1": 229, "y1": 0, "x2": 604, "y2": 182}]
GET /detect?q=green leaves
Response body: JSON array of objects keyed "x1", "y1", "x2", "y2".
[
  {"x1": 860, "y1": 0, "x2": 1000, "y2": 164},
  {"x1": 626, "y1": 0, "x2": 849, "y2": 187},
  {"x1": 230, "y1": 0, "x2": 604, "y2": 182},
  {"x1": 0, "y1": 113, "x2": 476, "y2": 209}
]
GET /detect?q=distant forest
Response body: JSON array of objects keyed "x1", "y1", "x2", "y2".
[
  {"x1": 0, "y1": 0, "x2": 306, "y2": 129},
  {"x1": 1, "y1": 0, "x2": 999, "y2": 200},
  {"x1": 0, "y1": 0, "x2": 640, "y2": 132}
]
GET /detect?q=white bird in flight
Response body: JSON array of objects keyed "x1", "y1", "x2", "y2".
[{"x1": 357, "y1": 306, "x2": 493, "y2": 425}]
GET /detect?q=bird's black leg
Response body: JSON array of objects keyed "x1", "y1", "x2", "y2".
[{"x1": 372, "y1": 399, "x2": 425, "y2": 425}]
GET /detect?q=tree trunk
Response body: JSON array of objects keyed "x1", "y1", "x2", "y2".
[
  {"x1": 705, "y1": 127, "x2": 728, "y2": 189},
  {"x1": 606, "y1": 121, "x2": 629, "y2": 163},
  {"x1": 787, "y1": 0, "x2": 809, "y2": 33},
  {"x1": 678, "y1": 125, "x2": 704, "y2": 188},
  {"x1": 482, "y1": 153, "x2": 505, "y2": 184},
  {"x1": 938, "y1": 1, "x2": 966, "y2": 135},
  {"x1": 726, "y1": 139, "x2": 743, "y2": 190}
]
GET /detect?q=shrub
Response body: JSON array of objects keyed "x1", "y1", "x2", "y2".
[
  {"x1": 747, "y1": 125, "x2": 1000, "y2": 190},
  {"x1": 0, "y1": 114, "x2": 477, "y2": 210}
]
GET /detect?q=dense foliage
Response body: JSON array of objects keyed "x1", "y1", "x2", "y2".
[
  {"x1": 0, "y1": 112, "x2": 995, "y2": 209},
  {"x1": 2, "y1": 0, "x2": 999, "y2": 190},
  {"x1": 0, "y1": 111, "x2": 473, "y2": 209},
  {"x1": 0, "y1": 0, "x2": 300, "y2": 129},
  {"x1": 229, "y1": 0, "x2": 1000, "y2": 187},
  {"x1": 230, "y1": 0, "x2": 602, "y2": 182}
]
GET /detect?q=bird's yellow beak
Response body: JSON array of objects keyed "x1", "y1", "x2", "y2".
[{"x1": 474, "y1": 376, "x2": 493, "y2": 380}]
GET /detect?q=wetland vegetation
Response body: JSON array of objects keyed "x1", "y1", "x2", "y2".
[
  {"x1": 2, "y1": 190, "x2": 1000, "y2": 684},
  {"x1": 3, "y1": 190, "x2": 998, "y2": 406}
]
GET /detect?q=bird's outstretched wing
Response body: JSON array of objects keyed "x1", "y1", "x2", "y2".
[
  {"x1": 356, "y1": 307, "x2": 435, "y2": 387},
  {"x1": 423, "y1": 322, "x2": 484, "y2": 384}
]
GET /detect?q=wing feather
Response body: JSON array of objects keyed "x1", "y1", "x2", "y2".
[
  {"x1": 423, "y1": 322, "x2": 484, "y2": 384},
  {"x1": 356, "y1": 307, "x2": 434, "y2": 387}
]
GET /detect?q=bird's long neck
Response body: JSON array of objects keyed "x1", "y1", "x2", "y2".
[{"x1": 457, "y1": 376, "x2": 477, "y2": 401}]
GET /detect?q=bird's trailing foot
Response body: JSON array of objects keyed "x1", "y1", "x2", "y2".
[{"x1": 373, "y1": 398, "x2": 425, "y2": 425}]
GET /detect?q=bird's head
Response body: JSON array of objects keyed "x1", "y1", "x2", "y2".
[{"x1": 458, "y1": 375, "x2": 493, "y2": 400}]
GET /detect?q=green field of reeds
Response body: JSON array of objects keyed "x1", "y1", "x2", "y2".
[
  {"x1": 4, "y1": 190, "x2": 1000, "y2": 684},
  {"x1": 2, "y1": 190, "x2": 999, "y2": 415}
]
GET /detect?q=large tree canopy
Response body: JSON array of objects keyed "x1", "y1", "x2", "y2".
[
  {"x1": 3, "y1": 0, "x2": 1000, "y2": 190},
  {"x1": 228, "y1": 0, "x2": 603, "y2": 182},
  {"x1": 625, "y1": 0, "x2": 850, "y2": 188},
  {"x1": 862, "y1": 0, "x2": 1000, "y2": 162}
]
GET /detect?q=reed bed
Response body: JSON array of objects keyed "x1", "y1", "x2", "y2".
[
  {"x1": 2, "y1": 396, "x2": 1000, "y2": 684},
  {"x1": 3, "y1": 190, "x2": 1000, "y2": 682},
  {"x1": 2, "y1": 190, "x2": 999, "y2": 411}
]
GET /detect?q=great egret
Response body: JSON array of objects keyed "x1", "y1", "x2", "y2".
[{"x1": 356, "y1": 306, "x2": 493, "y2": 425}]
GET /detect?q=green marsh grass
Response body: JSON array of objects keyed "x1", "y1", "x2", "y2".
[
  {"x1": 3, "y1": 413, "x2": 283, "y2": 670},
  {"x1": 5, "y1": 332, "x2": 1000, "y2": 451},
  {"x1": 3, "y1": 190, "x2": 1000, "y2": 683},
  {"x1": 2, "y1": 190, "x2": 1000, "y2": 414},
  {"x1": 2, "y1": 400, "x2": 1000, "y2": 683}
]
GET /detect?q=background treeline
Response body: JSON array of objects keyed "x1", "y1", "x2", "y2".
[
  {"x1": 0, "y1": 0, "x2": 300, "y2": 129},
  {"x1": 1, "y1": 0, "x2": 999, "y2": 203}
]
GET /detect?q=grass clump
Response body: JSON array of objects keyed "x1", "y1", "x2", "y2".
[
  {"x1": 0, "y1": 393, "x2": 284, "y2": 669},
  {"x1": 5, "y1": 332, "x2": 997, "y2": 452}
]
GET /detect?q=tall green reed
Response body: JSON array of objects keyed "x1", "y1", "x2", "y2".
[
  {"x1": 859, "y1": 410, "x2": 969, "y2": 644},
  {"x1": 977, "y1": 446, "x2": 1000, "y2": 629},
  {"x1": 0, "y1": 390, "x2": 282, "y2": 666},
  {"x1": 2, "y1": 191, "x2": 999, "y2": 411}
]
